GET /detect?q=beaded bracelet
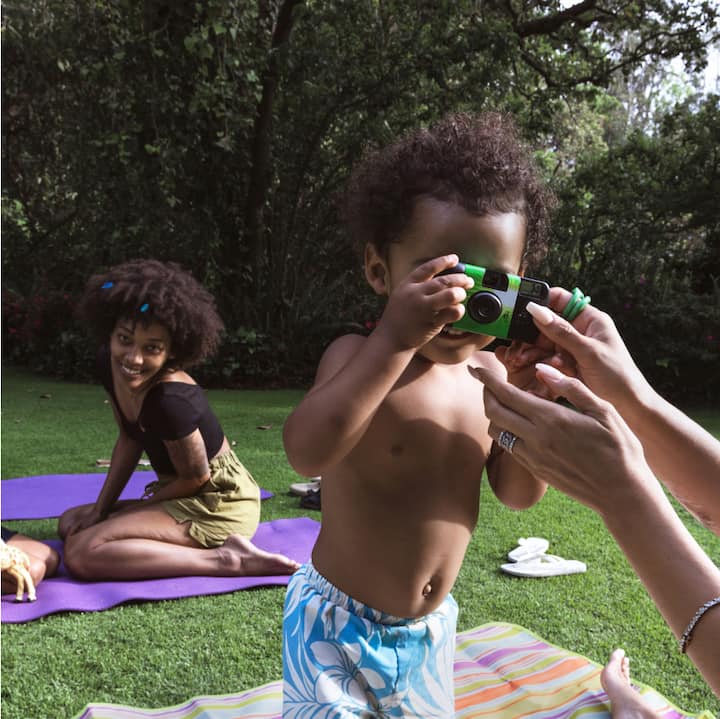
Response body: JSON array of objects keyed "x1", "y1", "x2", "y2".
[{"x1": 679, "y1": 596, "x2": 720, "y2": 653}]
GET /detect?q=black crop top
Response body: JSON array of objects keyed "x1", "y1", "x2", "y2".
[{"x1": 97, "y1": 346, "x2": 225, "y2": 476}]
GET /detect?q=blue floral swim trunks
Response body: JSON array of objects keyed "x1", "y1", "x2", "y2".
[{"x1": 281, "y1": 563, "x2": 458, "y2": 718}]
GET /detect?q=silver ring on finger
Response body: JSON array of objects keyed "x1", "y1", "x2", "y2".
[{"x1": 497, "y1": 430, "x2": 519, "y2": 454}]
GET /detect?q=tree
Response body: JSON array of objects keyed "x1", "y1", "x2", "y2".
[
  {"x1": 547, "y1": 95, "x2": 720, "y2": 401},
  {"x1": 2, "y1": 1, "x2": 718, "y2": 391}
]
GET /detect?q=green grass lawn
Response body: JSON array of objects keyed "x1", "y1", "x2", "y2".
[{"x1": 2, "y1": 366, "x2": 719, "y2": 718}]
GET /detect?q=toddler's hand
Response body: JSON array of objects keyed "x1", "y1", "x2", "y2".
[
  {"x1": 498, "y1": 340, "x2": 577, "y2": 400},
  {"x1": 377, "y1": 254, "x2": 474, "y2": 351}
]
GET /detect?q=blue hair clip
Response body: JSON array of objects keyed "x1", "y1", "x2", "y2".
[
  {"x1": 101, "y1": 281, "x2": 113, "y2": 289},
  {"x1": 139, "y1": 303, "x2": 150, "y2": 313}
]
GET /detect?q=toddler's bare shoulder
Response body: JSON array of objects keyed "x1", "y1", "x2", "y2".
[
  {"x1": 314, "y1": 333, "x2": 368, "y2": 381},
  {"x1": 323, "y1": 333, "x2": 367, "y2": 359}
]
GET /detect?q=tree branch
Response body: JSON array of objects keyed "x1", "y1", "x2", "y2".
[{"x1": 516, "y1": 1, "x2": 611, "y2": 38}]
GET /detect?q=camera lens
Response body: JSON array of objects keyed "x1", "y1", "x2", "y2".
[{"x1": 467, "y1": 291, "x2": 502, "y2": 324}]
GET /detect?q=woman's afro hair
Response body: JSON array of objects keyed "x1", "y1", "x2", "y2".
[
  {"x1": 343, "y1": 111, "x2": 555, "y2": 270},
  {"x1": 77, "y1": 259, "x2": 224, "y2": 368}
]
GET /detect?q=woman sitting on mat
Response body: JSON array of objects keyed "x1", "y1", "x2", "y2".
[
  {"x1": 58, "y1": 259, "x2": 298, "y2": 580},
  {"x1": 472, "y1": 287, "x2": 720, "y2": 707}
]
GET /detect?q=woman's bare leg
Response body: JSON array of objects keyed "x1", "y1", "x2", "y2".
[
  {"x1": 601, "y1": 649, "x2": 659, "y2": 719},
  {"x1": 62, "y1": 505, "x2": 299, "y2": 580}
]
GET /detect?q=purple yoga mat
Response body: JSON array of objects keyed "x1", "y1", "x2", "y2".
[
  {"x1": 1, "y1": 472, "x2": 272, "y2": 521},
  {"x1": 1, "y1": 517, "x2": 319, "y2": 623}
]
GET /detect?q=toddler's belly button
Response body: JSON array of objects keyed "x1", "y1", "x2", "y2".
[{"x1": 422, "y1": 582, "x2": 433, "y2": 598}]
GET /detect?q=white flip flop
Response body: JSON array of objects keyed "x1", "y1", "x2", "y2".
[
  {"x1": 500, "y1": 554, "x2": 587, "y2": 578},
  {"x1": 507, "y1": 537, "x2": 550, "y2": 563},
  {"x1": 289, "y1": 478, "x2": 322, "y2": 496}
]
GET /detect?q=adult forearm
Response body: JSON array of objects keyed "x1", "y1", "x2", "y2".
[
  {"x1": 94, "y1": 438, "x2": 143, "y2": 517},
  {"x1": 621, "y1": 390, "x2": 720, "y2": 534},
  {"x1": 526, "y1": 297, "x2": 720, "y2": 533},
  {"x1": 142, "y1": 475, "x2": 208, "y2": 504},
  {"x1": 602, "y1": 489, "x2": 720, "y2": 695},
  {"x1": 477, "y1": 361, "x2": 720, "y2": 694}
]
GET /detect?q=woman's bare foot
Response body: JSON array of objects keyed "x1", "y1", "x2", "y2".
[
  {"x1": 601, "y1": 649, "x2": 659, "y2": 719},
  {"x1": 219, "y1": 534, "x2": 300, "y2": 576}
]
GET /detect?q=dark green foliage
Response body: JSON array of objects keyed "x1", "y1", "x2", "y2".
[
  {"x1": 546, "y1": 97, "x2": 720, "y2": 402},
  {"x1": 2, "y1": 2, "x2": 719, "y2": 398}
]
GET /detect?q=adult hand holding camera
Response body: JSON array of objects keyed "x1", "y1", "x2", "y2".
[
  {"x1": 506, "y1": 290, "x2": 720, "y2": 534},
  {"x1": 526, "y1": 289, "x2": 651, "y2": 415},
  {"x1": 497, "y1": 288, "x2": 649, "y2": 414}
]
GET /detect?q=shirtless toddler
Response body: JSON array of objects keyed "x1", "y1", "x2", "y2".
[{"x1": 282, "y1": 112, "x2": 554, "y2": 718}]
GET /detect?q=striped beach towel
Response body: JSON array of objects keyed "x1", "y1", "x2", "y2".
[{"x1": 74, "y1": 622, "x2": 715, "y2": 719}]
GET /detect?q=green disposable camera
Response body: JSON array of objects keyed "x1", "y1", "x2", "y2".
[{"x1": 438, "y1": 263, "x2": 550, "y2": 342}]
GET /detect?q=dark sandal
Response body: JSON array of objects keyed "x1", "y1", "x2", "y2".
[{"x1": 299, "y1": 488, "x2": 321, "y2": 511}]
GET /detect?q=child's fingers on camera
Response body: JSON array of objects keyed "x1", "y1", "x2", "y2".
[
  {"x1": 412, "y1": 254, "x2": 460, "y2": 282},
  {"x1": 433, "y1": 303, "x2": 465, "y2": 326},
  {"x1": 425, "y1": 284, "x2": 468, "y2": 311},
  {"x1": 499, "y1": 341, "x2": 522, "y2": 365},
  {"x1": 524, "y1": 347, "x2": 554, "y2": 366},
  {"x1": 430, "y1": 274, "x2": 474, "y2": 294},
  {"x1": 494, "y1": 344, "x2": 510, "y2": 367}
]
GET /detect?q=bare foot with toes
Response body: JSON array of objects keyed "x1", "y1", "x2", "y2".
[
  {"x1": 601, "y1": 649, "x2": 659, "y2": 719},
  {"x1": 219, "y1": 534, "x2": 300, "y2": 576}
]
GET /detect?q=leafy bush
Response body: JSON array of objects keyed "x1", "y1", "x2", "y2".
[
  {"x1": 545, "y1": 97, "x2": 720, "y2": 405},
  {"x1": 2, "y1": 287, "x2": 96, "y2": 381}
]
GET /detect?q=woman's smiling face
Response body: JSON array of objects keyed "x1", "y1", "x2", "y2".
[{"x1": 110, "y1": 318, "x2": 172, "y2": 391}]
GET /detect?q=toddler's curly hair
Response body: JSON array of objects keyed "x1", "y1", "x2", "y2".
[
  {"x1": 344, "y1": 112, "x2": 555, "y2": 270},
  {"x1": 77, "y1": 259, "x2": 224, "y2": 368}
]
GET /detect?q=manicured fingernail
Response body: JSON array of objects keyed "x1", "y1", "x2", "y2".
[
  {"x1": 535, "y1": 363, "x2": 564, "y2": 381},
  {"x1": 526, "y1": 302, "x2": 554, "y2": 325}
]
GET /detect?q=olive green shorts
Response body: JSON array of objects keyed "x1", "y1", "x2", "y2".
[{"x1": 148, "y1": 451, "x2": 261, "y2": 548}]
